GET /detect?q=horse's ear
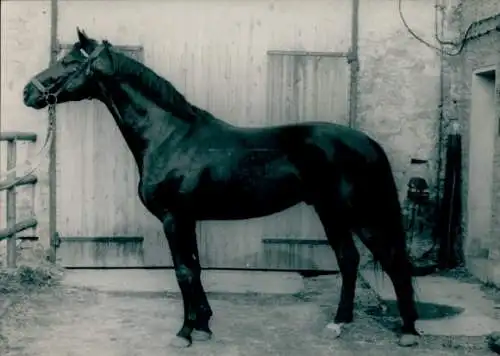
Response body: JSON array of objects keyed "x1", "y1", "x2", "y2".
[
  {"x1": 90, "y1": 46, "x2": 115, "y2": 77},
  {"x1": 76, "y1": 27, "x2": 90, "y2": 46}
]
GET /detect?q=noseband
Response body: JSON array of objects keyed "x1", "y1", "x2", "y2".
[
  {"x1": 30, "y1": 43, "x2": 106, "y2": 106},
  {"x1": 0, "y1": 44, "x2": 109, "y2": 190}
]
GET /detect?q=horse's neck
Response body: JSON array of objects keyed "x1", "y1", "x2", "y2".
[
  {"x1": 112, "y1": 51, "x2": 200, "y2": 122},
  {"x1": 98, "y1": 80, "x2": 188, "y2": 173}
]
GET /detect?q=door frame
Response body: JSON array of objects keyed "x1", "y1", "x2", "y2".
[{"x1": 466, "y1": 64, "x2": 498, "y2": 260}]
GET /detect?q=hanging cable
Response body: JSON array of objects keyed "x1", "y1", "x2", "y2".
[{"x1": 398, "y1": 0, "x2": 474, "y2": 56}]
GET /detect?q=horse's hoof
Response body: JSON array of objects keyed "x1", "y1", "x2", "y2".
[
  {"x1": 487, "y1": 332, "x2": 500, "y2": 354},
  {"x1": 192, "y1": 329, "x2": 212, "y2": 342},
  {"x1": 398, "y1": 334, "x2": 419, "y2": 347},
  {"x1": 326, "y1": 322, "x2": 345, "y2": 338},
  {"x1": 169, "y1": 335, "x2": 192, "y2": 348},
  {"x1": 488, "y1": 331, "x2": 500, "y2": 343}
]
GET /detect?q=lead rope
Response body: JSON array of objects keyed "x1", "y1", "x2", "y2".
[{"x1": 0, "y1": 104, "x2": 56, "y2": 189}]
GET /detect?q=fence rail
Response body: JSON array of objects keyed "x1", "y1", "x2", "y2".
[
  {"x1": 0, "y1": 132, "x2": 38, "y2": 268},
  {"x1": 0, "y1": 132, "x2": 38, "y2": 142},
  {"x1": 0, "y1": 217, "x2": 38, "y2": 242},
  {"x1": 0, "y1": 174, "x2": 38, "y2": 191}
]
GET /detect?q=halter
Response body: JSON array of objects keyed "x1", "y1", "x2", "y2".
[
  {"x1": 0, "y1": 44, "x2": 107, "y2": 189},
  {"x1": 30, "y1": 43, "x2": 106, "y2": 105}
]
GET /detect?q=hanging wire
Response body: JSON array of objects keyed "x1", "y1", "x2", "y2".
[{"x1": 398, "y1": 0, "x2": 475, "y2": 56}]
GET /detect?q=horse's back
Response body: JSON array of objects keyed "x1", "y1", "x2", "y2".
[
  {"x1": 265, "y1": 121, "x2": 384, "y2": 166},
  {"x1": 226, "y1": 121, "x2": 379, "y2": 153}
]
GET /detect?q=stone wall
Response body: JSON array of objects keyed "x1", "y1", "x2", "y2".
[
  {"x1": 443, "y1": 0, "x2": 500, "y2": 284},
  {"x1": 357, "y1": 0, "x2": 441, "y2": 202},
  {"x1": 356, "y1": 1, "x2": 444, "y2": 261},
  {"x1": 1, "y1": 0, "x2": 52, "y2": 264}
]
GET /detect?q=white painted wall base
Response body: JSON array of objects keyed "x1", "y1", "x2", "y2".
[{"x1": 467, "y1": 257, "x2": 500, "y2": 288}]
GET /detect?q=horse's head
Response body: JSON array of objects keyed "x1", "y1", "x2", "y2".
[{"x1": 23, "y1": 28, "x2": 115, "y2": 109}]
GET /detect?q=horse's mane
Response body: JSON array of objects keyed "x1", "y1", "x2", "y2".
[{"x1": 108, "y1": 45, "x2": 207, "y2": 122}]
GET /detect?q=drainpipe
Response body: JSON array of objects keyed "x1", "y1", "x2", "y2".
[
  {"x1": 348, "y1": 0, "x2": 359, "y2": 128},
  {"x1": 434, "y1": 0, "x2": 447, "y2": 218},
  {"x1": 48, "y1": 0, "x2": 58, "y2": 263}
]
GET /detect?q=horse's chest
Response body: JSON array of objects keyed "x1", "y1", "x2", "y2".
[{"x1": 138, "y1": 160, "x2": 204, "y2": 212}]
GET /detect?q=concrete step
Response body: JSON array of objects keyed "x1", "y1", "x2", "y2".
[{"x1": 61, "y1": 269, "x2": 304, "y2": 295}]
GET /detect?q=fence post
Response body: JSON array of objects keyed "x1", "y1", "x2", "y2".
[{"x1": 6, "y1": 140, "x2": 17, "y2": 268}]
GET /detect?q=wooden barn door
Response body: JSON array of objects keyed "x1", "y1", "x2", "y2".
[
  {"x1": 54, "y1": 46, "x2": 349, "y2": 271},
  {"x1": 55, "y1": 46, "x2": 174, "y2": 268},
  {"x1": 197, "y1": 51, "x2": 350, "y2": 271},
  {"x1": 260, "y1": 51, "x2": 350, "y2": 270}
]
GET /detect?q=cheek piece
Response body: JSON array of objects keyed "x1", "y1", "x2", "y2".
[{"x1": 29, "y1": 45, "x2": 105, "y2": 106}]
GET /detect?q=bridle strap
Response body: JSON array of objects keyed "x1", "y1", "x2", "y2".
[
  {"x1": 30, "y1": 41, "x2": 123, "y2": 140},
  {"x1": 30, "y1": 77, "x2": 46, "y2": 93},
  {"x1": 0, "y1": 43, "x2": 110, "y2": 187},
  {"x1": 30, "y1": 43, "x2": 107, "y2": 104}
]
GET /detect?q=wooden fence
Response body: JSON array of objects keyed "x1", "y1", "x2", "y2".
[{"x1": 0, "y1": 132, "x2": 39, "y2": 268}]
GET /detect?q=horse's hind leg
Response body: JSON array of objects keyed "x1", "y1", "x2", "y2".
[
  {"x1": 355, "y1": 226, "x2": 419, "y2": 346},
  {"x1": 315, "y1": 205, "x2": 360, "y2": 337}
]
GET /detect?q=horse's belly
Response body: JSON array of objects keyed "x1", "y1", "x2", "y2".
[{"x1": 196, "y1": 171, "x2": 304, "y2": 220}]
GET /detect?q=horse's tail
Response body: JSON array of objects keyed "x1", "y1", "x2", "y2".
[
  {"x1": 358, "y1": 139, "x2": 419, "y2": 325},
  {"x1": 361, "y1": 139, "x2": 414, "y2": 277}
]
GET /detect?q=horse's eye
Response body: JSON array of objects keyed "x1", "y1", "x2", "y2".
[{"x1": 62, "y1": 57, "x2": 77, "y2": 66}]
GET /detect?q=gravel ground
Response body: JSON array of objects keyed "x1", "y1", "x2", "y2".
[{"x1": 0, "y1": 271, "x2": 495, "y2": 356}]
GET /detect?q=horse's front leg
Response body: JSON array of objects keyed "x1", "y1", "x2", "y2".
[
  {"x1": 315, "y1": 204, "x2": 359, "y2": 339},
  {"x1": 188, "y1": 227, "x2": 213, "y2": 341},
  {"x1": 162, "y1": 214, "x2": 209, "y2": 348}
]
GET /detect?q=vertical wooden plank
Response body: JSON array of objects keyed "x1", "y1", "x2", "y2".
[
  {"x1": 59, "y1": 101, "x2": 86, "y2": 236},
  {"x1": 19, "y1": 142, "x2": 36, "y2": 238},
  {"x1": 80, "y1": 103, "x2": 95, "y2": 236},
  {"x1": 263, "y1": 52, "x2": 349, "y2": 270},
  {"x1": 0, "y1": 140, "x2": 6, "y2": 266},
  {"x1": 6, "y1": 140, "x2": 17, "y2": 268},
  {"x1": 57, "y1": 45, "x2": 83, "y2": 237}
]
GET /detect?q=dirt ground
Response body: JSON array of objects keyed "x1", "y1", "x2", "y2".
[{"x1": 0, "y1": 271, "x2": 495, "y2": 356}]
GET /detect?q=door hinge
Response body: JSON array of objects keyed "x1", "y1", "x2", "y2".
[{"x1": 52, "y1": 231, "x2": 61, "y2": 249}]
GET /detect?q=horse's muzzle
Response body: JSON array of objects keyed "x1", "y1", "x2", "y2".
[{"x1": 23, "y1": 82, "x2": 47, "y2": 109}]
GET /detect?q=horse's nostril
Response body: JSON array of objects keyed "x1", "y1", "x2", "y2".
[{"x1": 23, "y1": 85, "x2": 34, "y2": 104}]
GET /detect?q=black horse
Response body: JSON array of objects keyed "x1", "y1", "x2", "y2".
[{"x1": 23, "y1": 28, "x2": 419, "y2": 348}]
